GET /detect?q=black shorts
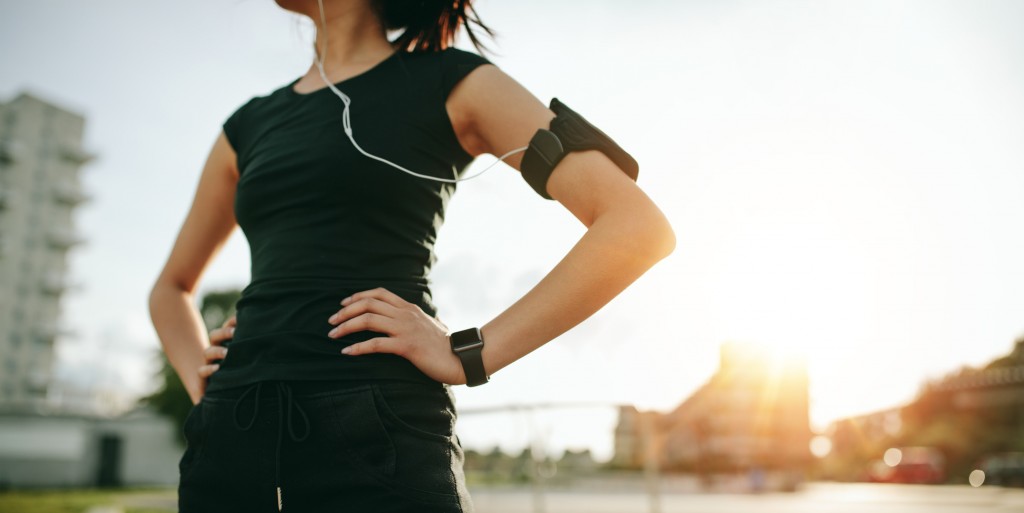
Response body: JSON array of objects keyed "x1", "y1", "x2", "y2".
[{"x1": 177, "y1": 379, "x2": 474, "y2": 512}]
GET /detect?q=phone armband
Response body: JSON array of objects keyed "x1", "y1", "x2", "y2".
[{"x1": 519, "y1": 98, "x2": 639, "y2": 200}]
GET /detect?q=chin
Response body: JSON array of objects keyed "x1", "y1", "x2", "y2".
[{"x1": 274, "y1": 0, "x2": 313, "y2": 14}]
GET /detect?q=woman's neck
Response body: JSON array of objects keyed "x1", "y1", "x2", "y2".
[{"x1": 308, "y1": 1, "x2": 393, "y2": 75}]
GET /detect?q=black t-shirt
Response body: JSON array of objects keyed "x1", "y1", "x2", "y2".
[{"x1": 206, "y1": 48, "x2": 492, "y2": 393}]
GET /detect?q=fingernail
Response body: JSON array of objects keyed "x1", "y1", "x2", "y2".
[
  {"x1": 212, "y1": 364, "x2": 220, "y2": 370},
  {"x1": 341, "y1": 346, "x2": 352, "y2": 354},
  {"x1": 328, "y1": 328, "x2": 337, "y2": 337},
  {"x1": 327, "y1": 315, "x2": 335, "y2": 323},
  {"x1": 341, "y1": 296, "x2": 351, "y2": 305},
  {"x1": 229, "y1": 327, "x2": 235, "y2": 335}
]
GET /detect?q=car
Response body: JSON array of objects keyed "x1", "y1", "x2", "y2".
[
  {"x1": 870, "y1": 446, "x2": 945, "y2": 484},
  {"x1": 978, "y1": 452, "x2": 1024, "y2": 487}
]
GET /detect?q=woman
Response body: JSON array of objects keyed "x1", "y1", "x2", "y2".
[{"x1": 148, "y1": 0, "x2": 675, "y2": 511}]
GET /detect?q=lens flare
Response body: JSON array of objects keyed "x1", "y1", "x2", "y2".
[
  {"x1": 883, "y1": 447, "x2": 903, "y2": 467},
  {"x1": 969, "y1": 469, "x2": 985, "y2": 487}
]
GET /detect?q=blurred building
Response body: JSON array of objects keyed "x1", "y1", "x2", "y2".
[
  {"x1": 822, "y1": 337, "x2": 1024, "y2": 482},
  {"x1": 614, "y1": 342, "x2": 812, "y2": 475},
  {"x1": 0, "y1": 91, "x2": 181, "y2": 488},
  {"x1": 612, "y1": 405, "x2": 663, "y2": 469},
  {"x1": 935, "y1": 337, "x2": 1024, "y2": 412},
  {"x1": 0, "y1": 407, "x2": 183, "y2": 488},
  {"x1": 827, "y1": 406, "x2": 903, "y2": 453},
  {"x1": 0, "y1": 91, "x2": 93, "y2": 413},
  {"x1": 819, "y1": 406, "x2": 903, "y2": 481}
]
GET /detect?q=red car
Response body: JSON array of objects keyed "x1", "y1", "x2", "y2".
[{"x1": 869, "y1": 447, "x2": 946, "y2": 484}]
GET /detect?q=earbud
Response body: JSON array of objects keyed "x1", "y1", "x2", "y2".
[{"x1": 314, "y1": 0, "x2": 526, "y2": 184}]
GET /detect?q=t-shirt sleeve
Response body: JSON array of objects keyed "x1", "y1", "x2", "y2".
[
  {"x1": 222, "y1": 101, "x2": 248, "y2": 153},
  {"x1": 439, "y1": 48, "x2": 494, "y2": 99}
]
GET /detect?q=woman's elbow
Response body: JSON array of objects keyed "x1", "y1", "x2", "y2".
[
  {"x1": 614, "y1": 202, "x2": 675, "y2": 265},
  {"x1": 644, "y1": 209, "x2": 676, "y2": 262}
]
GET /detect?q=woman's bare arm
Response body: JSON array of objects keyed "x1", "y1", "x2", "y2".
[
  {"x1": 448, "y1": 65, "x2": 677, "y2": 376},
  {"x1": 328, "y1": 64, "x2": 675, "y2": 385},
  {"x1": 147, "y1": 131, "x2": 239, "y2": 404}
]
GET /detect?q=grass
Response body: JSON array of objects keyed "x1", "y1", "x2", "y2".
[{"x1": 0, "y1": 487, "x2": 176, "y2": 513}]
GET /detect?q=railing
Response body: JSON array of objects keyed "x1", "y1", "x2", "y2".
[
  {"x1": 52, "y1": 180, "x2": 91, "y2": 206},
  {"x1": 47, "y1": 226, "x2": 87, "y2": 249},
  {"x1": 457, "y1": 401, "x2": 666, "y2": 513}
]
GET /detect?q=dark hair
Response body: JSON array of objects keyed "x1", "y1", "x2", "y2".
[{"x1": 371, "y1": 0, "x2": 495, "y2": 54}]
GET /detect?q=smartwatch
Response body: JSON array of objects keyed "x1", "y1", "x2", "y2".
[{"x1": 449, "y1": 327, "x2": 490, "y2": 387}]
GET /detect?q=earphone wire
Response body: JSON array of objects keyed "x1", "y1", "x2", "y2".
[{"x1": 314, "y1": 0, "x2": 526, "y2": 184}]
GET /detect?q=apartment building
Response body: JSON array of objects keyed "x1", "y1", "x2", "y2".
[{"x1": 0, "y1": 91, "x2": 93, "y2": 412}]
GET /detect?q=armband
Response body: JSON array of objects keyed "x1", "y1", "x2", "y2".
[{"x1": 520, "y1": 98, "x2": 639, "y2": 200}]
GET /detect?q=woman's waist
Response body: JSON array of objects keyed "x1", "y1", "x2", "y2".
[
  {"x1": 241, "y1": 275, "x2": 431, "y2": 291},
  {"x1": 204, "y1": 339, "x2": 442, "y2": 396},
  {"x1": 232, "y1": 280, "x2": 436, "y2": 343},
  {"x1": 238, "y1": 276, "x2": 433, "y2": 307}
]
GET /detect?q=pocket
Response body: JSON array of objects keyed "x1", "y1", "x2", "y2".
[
  {"x1": 369, "y1": 383, "x2": 462, "y2": 501},
  {"x1": 178, "y1": 399, "x2": 211, "y2": 477},
  {"x1": 328, "y1": 386, "x2": 398, "y2": 478},
  {"x1": 371, "y1": 382, "x2": 454, "y2": 442},
  {"x1": 328, "y1": 384, "x2": 462, "y2": 503}
]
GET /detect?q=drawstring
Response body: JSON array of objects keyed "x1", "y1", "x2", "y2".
[{"x1": 232, "y1": 381, "x2": 310, "y2": 511}]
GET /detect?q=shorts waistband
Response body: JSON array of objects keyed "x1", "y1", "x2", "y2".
[{"x1": 203, "y1": 378, "x2": 446, "y2": 403}]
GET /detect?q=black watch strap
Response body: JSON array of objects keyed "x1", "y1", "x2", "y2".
[{"x1": 449, "y1": 328, "x2": 489, "y2": 387}]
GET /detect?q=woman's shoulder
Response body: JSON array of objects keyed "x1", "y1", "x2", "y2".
[
  {"x1": 399, "y1": 46, "x2": 491, "y2": 65},
  {"x1": 221, "y1": 82, "x2": 291, "y2": 151},
  {"x1": 396, "y1": 47, "x2": 493, "y2": 74},
  {"x1": 440, "y1": 46, "x2": 492, "y2": 64},
  {"x1": 397, "y1": 47, "x2": 495, "y2": 99}
]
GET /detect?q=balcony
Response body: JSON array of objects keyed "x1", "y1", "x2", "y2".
[
  {"x1": 0, "y1": 139, "x2": 27, "y2": 164},
  {"x1": 34, "y1": 320, "x2": 75, "y2": 342},
  {"x1": 47, "y1": 226, "x2": 87, "y2": 250},
  {"x1": 41, "y1": 271, "x2": 81, "y2": 295},
  {"x1": 27, "y1": 368, "x2": 51, "y2": 393},
  {"x1": 52, "y1": 180, "x2": 91, "y2": 206},
  {"x1": 58, "y1": 143, "x2": 96, "y2": 166}
]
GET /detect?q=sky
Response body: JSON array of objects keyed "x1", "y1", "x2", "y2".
[{"x1": 2, "y1": 0, "x2": 1023, "y2": 462}]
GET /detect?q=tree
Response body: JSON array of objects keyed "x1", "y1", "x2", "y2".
[{"x1": 139, "y1": 288, "x2": 241, "y2": 444}]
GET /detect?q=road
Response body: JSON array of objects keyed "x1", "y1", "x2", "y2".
[{"x1": 467, "y1": 482, "x2": 1024, "y2": 513}]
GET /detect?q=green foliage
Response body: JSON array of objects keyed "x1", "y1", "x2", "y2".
[
  {"x1": 0, "y1": 488, "x2": 175, "y2": 513},
  {"x1": 137, "y1": 357, "x2": 191, "y2": 446},
  {"x1": 823, "y1": 336, "x2": 1024, "y2": 483},
  {"x1": 137, "y1": 289, "x2": 241, "y2": 444}
]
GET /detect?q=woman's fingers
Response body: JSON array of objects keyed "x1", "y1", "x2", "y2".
[
  {"x1": 204, "y1": 315, "x2": 235, "y2": 376},
  {"x1": 204, "y1": 344, "x2": 228, "y2": 362},
  {"x1": 328, "y1": 312, "x2": 395, "y2": 339},
  {"x1": 209, "y1": 314, "x2": 237, "y2": 343},
  {"x1": 341, "y1": 287, "x2": 408, "y2": 309},
  {"x1": 209, "y1": 324, "x2": 235, "y2": 345},
  {"x1": 340, "y1": 337, "x2": 403, "y2": 356},
  {"x1": 328, "y1": 297, "x2": 400, "y2": 325},
  {"x1": 198, "y1": 363, "x2": 220, "y2": 379}
]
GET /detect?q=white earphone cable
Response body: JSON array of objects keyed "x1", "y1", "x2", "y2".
[{"x1": 314, "y1": 0, "x2": 526, "y2": 184}]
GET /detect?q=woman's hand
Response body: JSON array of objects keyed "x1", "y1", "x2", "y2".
[
  {"x1": 196, "y1": 314, "x2": 235, "y2": 399},
  {"x1": 327, "y1": 287, "x2": 467, "y2": 385}
]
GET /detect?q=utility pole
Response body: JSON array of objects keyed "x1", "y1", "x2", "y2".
[{"x1": 641, "y1": 412, "x2": 662, "y2": 513}]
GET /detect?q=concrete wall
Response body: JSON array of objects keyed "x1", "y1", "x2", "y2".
[{"x1": 0, "y1": 406, "x2": 181, "y2": 488}]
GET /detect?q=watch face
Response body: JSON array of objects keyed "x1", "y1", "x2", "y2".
[{"x1": 450, "y1": 327, "x2": 483, "y2": 351}]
